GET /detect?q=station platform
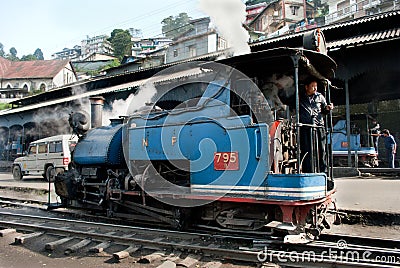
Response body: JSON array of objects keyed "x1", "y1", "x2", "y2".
[
  {"x1": 334, "y1": 176, "x2": 400, "y2": 214},
  {"x1": 0, "y1": 172, "x2": 399, "y2": 215}
]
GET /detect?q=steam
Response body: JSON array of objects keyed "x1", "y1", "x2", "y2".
[
  {"x1": 71, "y1": 85, "x2": 90, "y2": 115},
  {"x1": 102, "y1": 81, "x2": 158, "y2": 125},
  {"x1": 102, "y1": 94, "x2": 135, "y2": 125},
  {"x1": 126, "y1": 82, "x2": 158, "y2": 115},
  {"x1": 30, "y1": 106, "x2": 72, "y2": 136},
  {"x1": 199, "y1": 0, "x2": 250, "y2": 56}
]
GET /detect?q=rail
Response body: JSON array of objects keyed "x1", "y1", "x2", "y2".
[{"x1": 0, "y1": 206, "x2": 399, "y2": 267}]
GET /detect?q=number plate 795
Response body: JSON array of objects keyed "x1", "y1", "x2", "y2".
[{"x1": 214, "y1": 152, "x2": 239, "y2": 170}]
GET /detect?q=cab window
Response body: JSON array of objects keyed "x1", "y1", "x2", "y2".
[{"x1": 38, "y1": 143, "x2": 48, "y2": 154}]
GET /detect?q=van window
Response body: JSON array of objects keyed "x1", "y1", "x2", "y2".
[
  {"x1": 38, "y1": 143, "x2": 48, "y2": 154},
  {"x1": 49, "y1": 141, "x2": 63, "y2": 153},
  {"x1": 28, "y1": 145, "x2": 36, "y2": 155}
]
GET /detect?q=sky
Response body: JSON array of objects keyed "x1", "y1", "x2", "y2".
[{"x1": 0, "y1": 0, "x2": 207, "y2": 59}]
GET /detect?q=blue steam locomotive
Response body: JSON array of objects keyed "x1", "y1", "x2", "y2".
[{"x1": 55, "y1": 32, "x2": 339, "y2": 239}]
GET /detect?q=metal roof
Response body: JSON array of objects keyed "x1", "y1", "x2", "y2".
[
  {"x1": 0, "y1": 48, "x2": 337, "y2": 116},
  {"x1": 0, "y1": 67, "x2": 209, "y2": 116},
  {"x1": 8, "y1": 50, "x2": 225, "y2": 107},
  {"x1": 327, "y1": 27, "x2": 400, "y2": 48}
]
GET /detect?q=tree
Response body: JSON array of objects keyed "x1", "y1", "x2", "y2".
[
  {"x1": 34, "y1": 48, "x2": 44, "y2": 60},
  {"x1": 0, "y1": 103, "x2": 11, "y2": 111},
  {"x1": 10, "y1": 47, "x2": 17, "y2": 57},
  {"x1": 7, "y1": 47, "x2": 19, "y2": 61},
  {"x1": 109, "y1": 29, "x2": 126, "y2": 41},
  {"x1": 103, "y1": 58, "x2": 120, "y2": 70},
  {"x1": 314, "y1": 0, "x2": 329, "y2": 17},
  {"x1": 0, "y1": 43, "x2": 4, "y2": 57},
  {"x1": 108, "y1": 29, "x2": 132, "y2": 61},
  {"x1": 161, "y1": 13, "x2": 193, "y2": 40},
  {"x1": 21, "y1": 54, "x2": 37, "y2": 61}
]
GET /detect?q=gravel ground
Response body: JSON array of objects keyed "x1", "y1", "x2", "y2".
[
  {"x1": 0, "y1": 232, "x2": 145, "y2": 268},
  {"x1": 0, "y1": 231, "x2": 260, "y2": 268}
]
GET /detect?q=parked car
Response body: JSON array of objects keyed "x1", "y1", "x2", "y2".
[{"x1": 12, "y1": 135, "x2": 78, "y2": 181}]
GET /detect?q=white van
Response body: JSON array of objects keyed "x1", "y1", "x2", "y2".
[{"x1": 12, "y1": 135, "x2": 78, "y2": 181}]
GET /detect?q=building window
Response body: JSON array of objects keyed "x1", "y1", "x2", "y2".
[
  {"x1": 290, "y1": 6, "x2": 300, "y2": 16},
  {"x1": 256, "y1": 20, "x2": 263, "y2": 31},
  {"x1": 40, "y1": 83, "x2": 46, "y2": 91},
  {"x1": 337, "y1": 0, "x2": 350, "y2": 16},
  {"x1": 173, "y1": 49, "x2": 178, "y2": 57},
  {"x1": 188, "y1": 45, "x2": 197, "y2": 58},
  {"x1": 218, "y1": 38, "x2": 227, "y2": 50},
  {"x1": 22, "y1": 84, "x2": 29, "y2": 92}
]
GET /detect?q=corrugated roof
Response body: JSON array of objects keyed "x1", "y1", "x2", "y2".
[
  {"x1": 250, "y1": 31, "x2": 303, "y2": 47},
  {"x1": 328, "y1": 27, "x2": 400, "y2": 48},
  {"x1": 0, "y1": 58, "x2": 71, "y2": 79},
  {"x1": 251, "y1": 10, "x2": 400, "y2": 48},
  {"x1": 322, "y1": 10, "x2": 400, "y2": 30},
  {"x1": 0, "y1": 67, "x2": 210, "y2": 116}
]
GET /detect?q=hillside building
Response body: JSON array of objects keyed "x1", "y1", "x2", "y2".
[{"x1": 0, "y1": 58, "x2": 76, "y2": 102}]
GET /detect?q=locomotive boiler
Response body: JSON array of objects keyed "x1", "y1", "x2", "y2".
[{"x1": 55, "y1": 37, "x2": 339, "y2": 239}]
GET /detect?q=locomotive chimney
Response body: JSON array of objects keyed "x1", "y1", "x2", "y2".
[{"x1": 89, "y1": 96, "x2": 105, "y2": 128}]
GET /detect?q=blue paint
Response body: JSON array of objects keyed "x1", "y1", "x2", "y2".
[
  {"x1": 74, "y1": 124, "x2": 124, "y2": 166},
  {"x1": 127, "y1": 80, "x2": 328, "y2": 202}
]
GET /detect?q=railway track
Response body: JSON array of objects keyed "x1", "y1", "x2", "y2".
[{"x1": 0, "y1": 199, "x2": 400, "y2": 267}]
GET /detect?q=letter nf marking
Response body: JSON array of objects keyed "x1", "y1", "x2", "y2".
[{"x1": 171, "y1": 136, "x2": 177, "y2": 146}]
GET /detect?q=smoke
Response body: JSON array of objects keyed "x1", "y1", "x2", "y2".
[
  {"x1": 30, "y1": 106, "x2": 72, "y2": 137},
  {"x1": 71, "y1": 85, "x2": 90, "y2": 115},
  {"x1": 199, "y1": 0, "x2": 250, "y2": 56},
  {"x1": 26, "y1": 84, "x2": 92, "y2": 137},
  {"x1": 102, "y1": 81, "x2": 158, "y2": 125}
]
